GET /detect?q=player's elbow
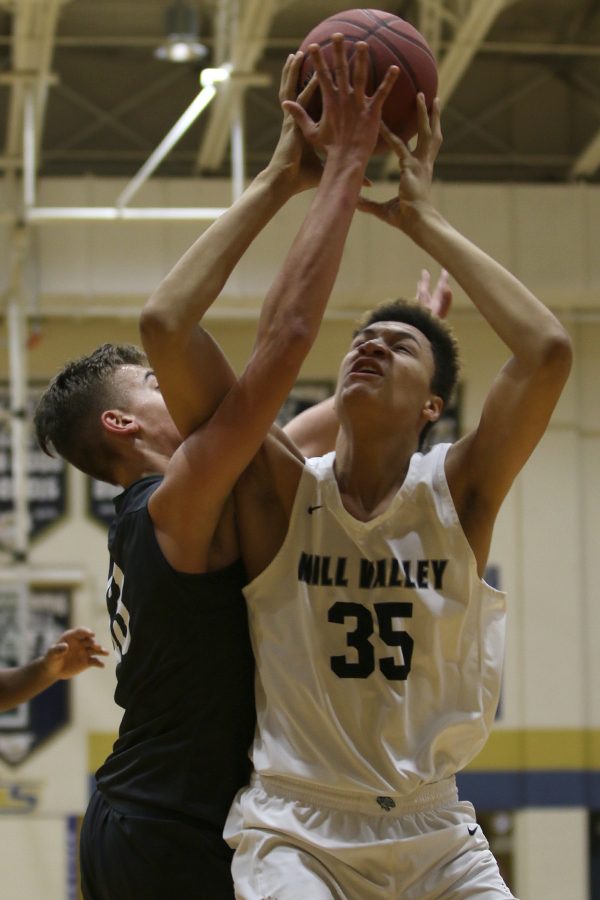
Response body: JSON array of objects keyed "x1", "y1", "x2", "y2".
[
  {"x1": 537, "y1": 323, "x2": 573, "y2": 386},
  {"x1": 139, "y1": 299, "x2": 179, "y2": 349}
]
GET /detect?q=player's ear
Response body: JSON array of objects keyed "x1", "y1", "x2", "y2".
[
  {"x1": 423, "y1": 395, "x2": 443, "y2": 424},
  {"x1": 101, "y1": 409, "x2": 139, "y2": 436}
]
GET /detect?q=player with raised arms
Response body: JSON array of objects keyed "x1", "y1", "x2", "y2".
[
  {"x1": 35, "y1": 38, "x2": 398, "y2": 900},
  {"x1": 145, "y1": 35, "x2": 571, "y2": 900}
]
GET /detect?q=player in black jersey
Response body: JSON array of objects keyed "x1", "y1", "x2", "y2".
[
  {"x1": 33, "y1": 46, "x2": 398, "y2": 900},
  {"x1": 80, "y1": 467, "x2": 254, "y2": 900},
  {"x1": 35, "y1": 349, "x2": 254, "y2": 900}
]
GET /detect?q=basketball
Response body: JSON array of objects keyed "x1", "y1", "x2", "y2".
[{"x1": 298, "y1": 8, "x2": 438, "y2": 153}]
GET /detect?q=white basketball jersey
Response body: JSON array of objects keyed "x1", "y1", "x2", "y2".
[{"x1": 244, "y1": 443, "x2": 506, "y2": 798}]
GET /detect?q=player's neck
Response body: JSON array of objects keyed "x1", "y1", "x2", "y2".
[
  {"x1": 333, "y1": 431, "x2": 417, "y2": 520},
  {"x1": 117, "y1": 448, "x2": 169, "y2": 488}
]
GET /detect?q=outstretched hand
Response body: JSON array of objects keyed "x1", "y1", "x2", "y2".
[
  {"x1": 416, "y1": 268, "x2": 452, "y2": 319},
  {"x1": 282, "y1": 35, "x2": 399, "y2": 163},
  {"x1": 358, "y1": 93, "x2": 442, "y2": 233},
  {"x1": 268, "y1": 51, "x2": 324, "y2": 194},
  {"x1": 43, "y1": 627, "x2": 109, "y2": 681}
]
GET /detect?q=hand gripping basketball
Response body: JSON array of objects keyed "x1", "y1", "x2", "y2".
[
  {"x1": 283, "y1": 35, "x2": 399, "y2": 160},
  {"x1": 358, "y1": 93, "x2": 443, "y2": 234}
]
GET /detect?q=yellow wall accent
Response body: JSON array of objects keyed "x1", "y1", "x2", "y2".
[
  {"x1": 89, "y1": 729, "x2": 600, "y2": 775},
  {"x1": 467, "y1": 729, "x2": 600, "y2": 771},
  {"x1": 88, "y1": 732, "x2": 117, "y2": 773}
]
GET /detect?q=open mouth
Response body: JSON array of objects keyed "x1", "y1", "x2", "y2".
[{"x1": 349, "y1": 359, "x2": 383, "y2": 377}]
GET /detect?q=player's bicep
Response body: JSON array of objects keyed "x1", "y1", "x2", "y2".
[
  {"x1": 145, "y1": 326, "x2": 236, "y2": 438},
  {"x1": 147, "y1": 438, "x2": 234, "y2": 572},
  {"x1": 448, "y1": 354, "x2": 570, "y2": 512},
  {"x1": 148, "y1": 339, "x2": 309, "y2": 568}
]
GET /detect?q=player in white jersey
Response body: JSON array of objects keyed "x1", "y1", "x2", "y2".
[
  {"x1": 144, "y1": 40, "x2": 572, "y2": 900},
  {"x1": 223, "y1": 98, "x2": 572, "y2": 900},
  {"x1": 241, "y1": 440, "x2": 505, "y2": 796},
  {"x1": 228, "y1": 439, "x2": 509, "y2": 898}
]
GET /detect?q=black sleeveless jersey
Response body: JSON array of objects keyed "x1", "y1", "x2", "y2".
[{"x1": 95, "y1": 475, "x2": 255, "y2": 829}]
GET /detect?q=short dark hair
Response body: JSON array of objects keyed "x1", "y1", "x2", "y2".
[
  {"x1": 34, "y1": 343, "x2": 147, "y2": 483},
  {"x1": 355, "y1": 299, "x2": 460, "y2": 445}
]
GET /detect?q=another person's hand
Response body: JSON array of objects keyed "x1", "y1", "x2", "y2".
[
  {"x1": 358, "y1": 93, "x2": 442, "y2": 233},
  {"x1": 416, "y1": 268, "x2": 452, "y2": 319},
  {"x1": 266, "y1": 51, "x2": 323, "y2": 194},
  {"x1": 43, "y1": 627, "x2": 109, "y2": 681}
]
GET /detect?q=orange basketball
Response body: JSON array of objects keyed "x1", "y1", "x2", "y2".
[{"x1": 299, "y1": 8, "x2": 438, "y2": 153}]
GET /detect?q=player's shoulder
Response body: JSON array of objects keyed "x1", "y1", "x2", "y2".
[
  {"x1": 111, "y1": 476, "x2": 162, "y2": 536},
  {"x1": 403, "y1": 443, "x2": 452, "y2": 499},
  {"x1": 117, "y1": 474, "x2": 162, "y2": 512}
]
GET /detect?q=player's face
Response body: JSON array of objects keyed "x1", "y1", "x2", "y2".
[
  {"x1": 118, "y1": 365, "x2": 182, "y2": 455},
  {"x1": 336, "y1": 321, "x2": 437, "y2": 421}
]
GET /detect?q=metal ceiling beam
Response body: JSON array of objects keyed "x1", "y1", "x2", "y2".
[
  {"x1": 116, "y1": 78, "x2": 223, "y2": 208},
  {"x1": 54, "y1": 82, "x2": 151, "y2": 151},
  {"x1": 436, "y1": 0, "x2": 517, "y2": 106},
  {"x1": 418, "y1": 0, "x2": 451, "y2": 60},
  {"x1": 50, "y1": 64, "x2": 189, "y2": 153},
  {"x1": 196, "y1": 0, "x2": 279, "y2": 172},
  {"x1": 4, "y1": 0, "x2": 67, "y2": 163},
  {"x1": 567, "y1": 70, "x2": 600, "y2": 179},
  {"x1": 0, "y1": 0, "x2": 70, "y2": 568},
  {"x1": 26, "y1": 206, "x2": 228, "y2": 222},
  {"x1": 569, "y1": 71, "x2": 600, "y2": 179},
  {"x1": 382, "y1": 0, "x2": 516, "y2": 176},
  {"x1": 570, "y1": 131, "x2": 600, "y2": 180},
  {"x1": 1, "y1": 33, "x2": 598, "y2": 59},
  {"x1": 441, "y1": 70, "x2": 553, "y2": 151}
]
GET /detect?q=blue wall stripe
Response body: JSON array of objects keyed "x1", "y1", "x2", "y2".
[
  {"x1": 457, "y1": 770, "x2": 600, "y2": 809},
  {"x1": 66, "y1": 814, "x2": 79, "y2": 900}
]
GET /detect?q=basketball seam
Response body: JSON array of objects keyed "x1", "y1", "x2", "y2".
[
  {"x1": 326, "y1": 14, "x2": 398, "y2": 40},
  {"x1": 316, "y1": 15, "x2": 436, "y2": 83},
  {"x1": 367, "y1": 33, "x2": 420, "y2": 95},
  {"x1": 385, "y1": 22, "x2": 437, "y2": 64},
  {"x1": 359, "y1": 4, "x2": 428, "y2": 51}
]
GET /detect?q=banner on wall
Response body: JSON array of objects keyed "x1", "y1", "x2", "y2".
[
  {"x1": 0, "y1": 585, "x2": 72, "y2": 766},
  {"x1": 0, "y1": 382, "x2": 67, "y2": 544}
]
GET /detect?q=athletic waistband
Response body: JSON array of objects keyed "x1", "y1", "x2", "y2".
[
  {"x1": 96, "y1": 789, "x2": 224, "y2": 831},
  {"x1": 252, "y1": 773, "x2": 458, "y2": 817}
]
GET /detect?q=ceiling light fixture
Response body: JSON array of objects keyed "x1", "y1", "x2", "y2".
[
  {"x1": 155, "y1": 0, "x2": 209, "y2": 63},
  {"x1": 200, "y1": 64, "x2": 232, "y2": 88}
]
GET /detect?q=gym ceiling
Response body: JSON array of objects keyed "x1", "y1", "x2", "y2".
[{"x1": 1, "y1": 0, "x2": 599, "y2": 191}]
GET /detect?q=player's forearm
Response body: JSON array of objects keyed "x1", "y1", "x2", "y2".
[
  {"x1": 407, "y1": 205, "x2": 571, "y2": 368},
  {"x1": 140, "y1": 166, "x2": 303, "y2": 439},
  {"x1": 0, "y1": 659, "x2": 54, "y2": 713},
  {"x1": 256, "y1": 152, "x2": 365, "y2": 362},
  {"x1": 181, "y1": 154, "x2": 367, "y2": 510}
]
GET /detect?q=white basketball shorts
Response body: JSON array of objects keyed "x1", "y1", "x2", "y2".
[{"x1": 224, "y1": 774, "x2": 517, "y2": 900}]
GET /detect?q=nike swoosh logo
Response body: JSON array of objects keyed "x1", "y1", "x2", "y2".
[
  {"x1": 468, "y1": 825, "x2": 479, "y2": 836},
  {"x1": 307, "y1": 505, "x2": 323, "y2": 514}
]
